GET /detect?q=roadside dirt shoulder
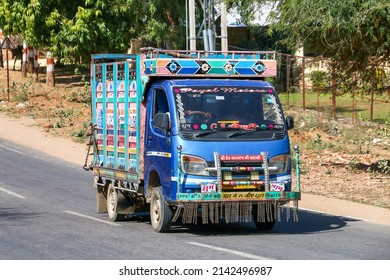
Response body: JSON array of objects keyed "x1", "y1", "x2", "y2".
[
  {"x1": 0, "y1": 114, "x2": 86, "y2": 166},
  {"x1": 1, "y1": 113, "x2": 389, "y2": 226}
]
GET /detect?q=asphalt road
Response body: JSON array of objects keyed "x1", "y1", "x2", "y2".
[{"x1": 1, "y1": 137, "x2": 389, "y2": 260}]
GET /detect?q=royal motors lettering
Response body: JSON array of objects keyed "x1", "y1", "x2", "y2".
[{"x1": 178, "y1": 87, "x2": 268, "y2": 94}]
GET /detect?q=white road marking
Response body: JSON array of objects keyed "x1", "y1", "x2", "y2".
[
  {"x1": 63, "y1": 210, "x2": 122, "y2": 226},
  {"x1": 299, "y1": 207, "x2": 367, "y2": 222},
  {"x1": 187, "y1": 241, "x2": 272, "y2": 260},
  {"x1": 0, "y1": 143, "x2": 28, "y2": 156},
  {"x1": 0, "y1": 186, "x2": 26, "y2": 199},
  {"x1": 0, "y1": 143, "x2": 78, "y2": 168}
]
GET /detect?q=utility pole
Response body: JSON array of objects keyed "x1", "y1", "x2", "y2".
[
  {"x1": 188, "y1": 0, "x2": 196, "y2": 51},
  {"x1": 187, "y1": 0, "x2": 228, "y2": 52},
  {"x1": 220, "y1": 2, "x2": 228, "y2": 51}
]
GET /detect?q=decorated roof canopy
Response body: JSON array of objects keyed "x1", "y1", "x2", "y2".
[{"x1": 141, "y1": 48, "x2": 277, "y2": 78}]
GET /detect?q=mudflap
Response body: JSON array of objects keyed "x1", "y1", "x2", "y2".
[
  {"x1": 116, "y1": 191, "x2": 148, "y2": 215},
  {"x1": 96, "y1": 183, "x2": 147, "y2": 215},
  {"x1": 97, "y1": 186, "x2": 108, "y2": 213}
]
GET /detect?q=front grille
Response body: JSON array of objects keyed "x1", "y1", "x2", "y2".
[
  {"x1": 274, "y1": 132, "x2": 286, "y2": 139},
  {"x1": 207, "y1": 160, "x2": 265, "y2": 178}
]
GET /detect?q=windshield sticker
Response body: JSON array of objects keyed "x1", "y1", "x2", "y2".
[
  {"x1": 175, "y1": 94, "x2": 186, "y2": 123},
  {"x1": 221, "y1": 155, "x2": 263, "y2": 161},
  {"x1": 191, "y1": 123, "x2": 209, "y2": 130},
  {"x1": 200, "y1": 124, "x2": 208, "y2": 130},
  {"x1": 180, "y1": 122, "x2": 284, "y2": 131},
  {"x1": 180, "y1": 123, "x2": 192, "y2": 129},
  {"x1": 177, "y1": 87, "x2": 269, "y2": 94}
]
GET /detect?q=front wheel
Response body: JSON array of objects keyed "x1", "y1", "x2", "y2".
[{"x1": 150, "y1": 187, "x2": 172, "y2": 232}]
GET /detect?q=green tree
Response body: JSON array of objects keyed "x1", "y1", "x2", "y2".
[
  {"x1": 0, "y1": 0, "x2": 187, "y2": 63},
  {"x1": 271, "y1": 1, "x2": 390, "y2": 81},
  {"x1": 224, "y1": 0, "x2": 390, "y2": 82},
  {"x1": 271, "y1": 0, "x2": 390, "y2": 121}
]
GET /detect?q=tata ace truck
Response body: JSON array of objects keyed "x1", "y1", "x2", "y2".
[{"x1": 84, "y1": 48, "x2": 301, "y2": 232}]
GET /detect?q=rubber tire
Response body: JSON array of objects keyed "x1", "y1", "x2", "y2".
[
  {"x1": 253, "y1": 204, "x2": 276, "y2": 231},
  {"x1": 107, "y1": 184, "x2": 125, "y2": 221},
  {"x1": 150, "y1": 187, "x2": 172, "y2": 232}
]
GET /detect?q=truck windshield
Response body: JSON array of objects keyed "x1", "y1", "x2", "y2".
[{"x1": 174, "y1": 86, "x2": 285, "y2": 133}]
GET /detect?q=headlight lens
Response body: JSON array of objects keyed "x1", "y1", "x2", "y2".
[
  {"x1": 269, "y1": 154, "x2": 289, "y2": 174},
  {"x1": 181, "y1": 155, "x2": 209, "y2": 176}
]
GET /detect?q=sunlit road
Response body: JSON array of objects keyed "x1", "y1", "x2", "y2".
[{"x1": 1, "y1": 138, "x2": 389, "y2": 260}]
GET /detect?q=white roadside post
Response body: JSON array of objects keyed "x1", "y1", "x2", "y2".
[
  {"x1": 22, "y1": 41, "x2": 27, "y2": 77},
  {"x1": 46, "y1": 51, "x2": 55, "y2": 87}
]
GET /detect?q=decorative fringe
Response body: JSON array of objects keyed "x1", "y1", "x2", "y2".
[
  {"x1": 182, "y1": 202, "x2": 198, "y2": 224},
  {"x1": 172, "y1": 201, "x2": 299, "y2": 225},
  {"x1": 172, "y1": 205, "x2": 183, "y2": 223},
  {"x1": 285, "y1": 200, "x2": 299, "y2": 222},
  {"x1": 255, "y1": 201, "x2": 276, "y2": 223},
  {"x1": 293, "y1": 200, "x2": 299, "y2": 222},
  {"x1": 223, "y1": 201, "x2": 252, "y2": 223},
  {"x1": 201, "y1": 202, "x2": 221, "y2": 224},
  {"x1": 286, "y1": 201, "x2": 291, "y2": 222}
]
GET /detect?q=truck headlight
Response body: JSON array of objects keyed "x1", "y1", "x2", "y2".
[
  {"x1": 181, "y1": 155, "x2": 209, "y2": 176},
  {"x1": 269, "y1": 154, "x2": 289, "y2": 174}
]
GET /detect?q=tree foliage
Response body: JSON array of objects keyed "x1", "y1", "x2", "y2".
[
  {"x1": 275, "y1": 0, "x2": 390, "y2": 82},
  {"x1": 0, "y1": 0, "x2": 187, "y2": 63},
  {"x1": 223, "y1": 0, "x2": 271, "y2": 25},
  {"x1": 2, "y1": 0, "x2": 389, "y2": 87},
  {"x1": 225, "y1": 0, "x2": 390, "y2": 86}
]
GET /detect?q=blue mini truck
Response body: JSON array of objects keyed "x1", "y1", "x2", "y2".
[{"x1": 84, "y1": 48, "x2": 301, "y2": 232}]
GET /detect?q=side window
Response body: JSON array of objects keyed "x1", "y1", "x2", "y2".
[
  {"x1": 152, "y1": 88, "x2": 171, "y2": 132},
  {"x1": 153, "y1": 88, "x2": 169, "y2": 117},
  {"x1": 262, "y1": 93, "x2": 284, "y2": 124}
]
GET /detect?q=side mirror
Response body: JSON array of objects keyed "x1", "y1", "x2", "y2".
[
  {"x1": 286, "y1": 116, "x2": 294, "y2": 130},
  {"x1": 153, "y1": 112, "x2": 170, "y2": 132}
]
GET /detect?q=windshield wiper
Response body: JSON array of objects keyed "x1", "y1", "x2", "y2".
[
  {"x1": 228, "y1": 129, "x2": 256, "y2": 138},
  {"x1": 194, "y1": 131, "x2": 217, "y2": 138}
]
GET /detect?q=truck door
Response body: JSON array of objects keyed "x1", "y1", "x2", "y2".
[{"x1": 145, "y1": 87, "x2": 172, "y2": 197}]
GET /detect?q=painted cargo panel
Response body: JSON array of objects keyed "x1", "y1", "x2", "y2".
[{"x1": 91, "y1": 55, "x2": 143, "y2": 181}]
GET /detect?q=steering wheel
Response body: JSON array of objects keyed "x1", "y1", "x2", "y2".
[{"x1": 187, "y1": 111, "x2": 212, "y2": 122}]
